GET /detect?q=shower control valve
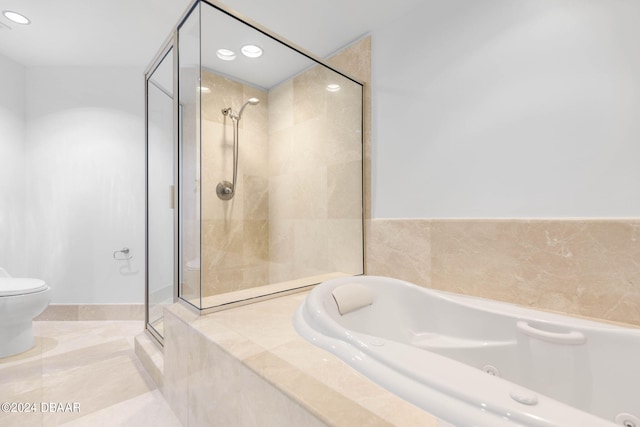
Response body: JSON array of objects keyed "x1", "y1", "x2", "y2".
[{"x1": 216, "y1": 181, "x2": 235, "y2": 200}]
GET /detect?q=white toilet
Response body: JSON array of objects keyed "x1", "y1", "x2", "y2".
[{"x1": 0, "y1": 268, "x2": 51, "y2": 358}]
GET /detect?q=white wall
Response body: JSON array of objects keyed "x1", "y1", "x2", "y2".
[
  {"x1": 372, "y1": 0, "x2": 640, "y2": 218},
  {"x1": 25, "y1": 67, "x2": 145, "y2": 303},
  {"x1": 0, "y1": 54, "x2": 26, "y2": 276}
]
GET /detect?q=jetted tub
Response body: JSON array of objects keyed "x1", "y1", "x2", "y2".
[{"x1": 293, "y1": 276, "x2": 640, "y2": 427}]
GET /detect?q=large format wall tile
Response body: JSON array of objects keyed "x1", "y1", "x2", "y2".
[
  {"x1": 366, "y1": 219, "x2": 431, "y2": 287},
  {"x1": 267, "y1": 37, "x2": 369, "y2": 283},
  {"x1": 367, "y1": 218, "x2": 640, "y2": 326},
  {"x1": 198, "y1": 36, "x2": 369, "y2": 301}
]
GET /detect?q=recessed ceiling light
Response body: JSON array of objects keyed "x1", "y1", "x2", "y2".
[
  {"x1": 198, "y1": 86, "x2": 211, "y2": 94},
  {"x1": 216, "y1": 49, "x2": 236, "y2": 61},
  {"x1": 3, "y1": 10, "x2": 30, "y2": 25},
  {"x1": 326, "y1": 84, "x2": 341, "y2": 92},
  {"x1": 241, "y1": 45, "x2": 263, "y2": 58}
]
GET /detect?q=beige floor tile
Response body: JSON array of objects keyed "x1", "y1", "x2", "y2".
[
  {"x1": 0, "y1": 321, "x2": 178, "y2": 427},
  {"x1": 59, "y1": 390, "x2": 181, "y2": 427}
]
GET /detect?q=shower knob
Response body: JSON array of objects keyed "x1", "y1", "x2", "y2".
[{"x1": 216, "y1": 181, "x2": 234, "y2": 200}]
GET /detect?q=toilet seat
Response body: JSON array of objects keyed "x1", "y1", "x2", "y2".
[{"x1": 0, "y1": 278, "x2": 48, "y2": 297}]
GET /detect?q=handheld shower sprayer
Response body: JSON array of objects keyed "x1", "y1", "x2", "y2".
[
  {"x1": 237, "y1": 97, "x2": 260, "y2": 119},
  {"x1": 217, "y1": 97, "x2": 260, "y2": 200},
  {"x1": 221, "y1": 97, "x2": 260, "y2": 121}
]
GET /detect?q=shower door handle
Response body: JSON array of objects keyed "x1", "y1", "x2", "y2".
[{"x1": 516, "y1": 321, "x2": 586, "y2": 345}]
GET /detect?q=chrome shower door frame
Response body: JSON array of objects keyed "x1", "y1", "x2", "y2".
[{"x1": 144, "y1": 31, "x2": 180, "y2": 345}]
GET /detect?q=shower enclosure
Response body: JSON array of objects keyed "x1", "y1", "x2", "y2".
[{"x1": 145, "y1": 0, "x2": 364, "y2": 343}]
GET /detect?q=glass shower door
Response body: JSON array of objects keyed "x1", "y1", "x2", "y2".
[
  {"x1": 172, "y1": 1, "x2": 364, "y2": 312},
  {"x1": 146, "y1": 46, "x2": 176, "y2": 342}
]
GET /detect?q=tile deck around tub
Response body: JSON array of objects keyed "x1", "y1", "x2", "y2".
[{"x1": 168, "y1": 291, "x2": 446, "y2": 427}]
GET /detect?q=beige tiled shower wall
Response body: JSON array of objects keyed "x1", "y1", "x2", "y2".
[
  {"x1": 327, "y1": 37, "x2": 372, "y2": 222},
  {"x1": 267, "y1": 42, "x2": 366, "y2": 283},
  {"x1": 200, "y1": 71, "x2": 270, "y2": 296},
  {"x1": 367, "y1": 218, "x2": 640, "y2": 326},
  {"x1": 198, "y1": 36, "x2": 369, "y2": 298}
]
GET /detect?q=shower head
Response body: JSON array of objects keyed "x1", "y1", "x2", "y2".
[{"x1": 237, "y1": 97, "x2": 260, "y2": 119}]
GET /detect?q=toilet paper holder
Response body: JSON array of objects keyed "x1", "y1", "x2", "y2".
[{"x1": 113, "y1": 247, "x2": 133, "y2": 261}]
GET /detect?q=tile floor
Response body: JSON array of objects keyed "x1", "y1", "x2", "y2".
[{"x1": 0, "y1": 321, "x2": 181, "y2": 427}]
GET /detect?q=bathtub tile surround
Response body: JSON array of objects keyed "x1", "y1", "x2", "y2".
[
  {"x1": 367, "y1": 220, "x2": 431, "y2": 287},
  {"x1": 0, "y1": 321, "x2": 180, "y2": 427},
  {"x1": 160, "y1": 293, "x2": 443, "y2": 427},
  {"x1": 367, "y1": 218, "x2": 640, "y2": 326},
  {"x1": 162, "y1": 306, "x2": 191, "y2": 425}
]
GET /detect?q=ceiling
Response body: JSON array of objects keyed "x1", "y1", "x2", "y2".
[{"x1": 0, "y1": 0, "x2": 424, "y2": 68}]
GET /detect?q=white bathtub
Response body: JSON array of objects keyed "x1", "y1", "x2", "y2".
[{"x1": 293, "y1": 276, "x2": 640, "y2": 427}]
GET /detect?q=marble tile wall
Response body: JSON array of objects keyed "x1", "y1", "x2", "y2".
[
  {"x1": 326, "y1": 37, "x2": 372, "y2": 222},
  {"x1": 199, "y1": 71, "x2": 270, "y2": 297},
  {"x1": 267, "y1": 38, "x2": 367, "y2": 284},
  {"x1": 183, "y1": 38, "x2": 369, "y2": 306},
  {"x1": 367, "y1": 218, "x2": 640, "y2": 326},
  {"x1": 366, "y1": 219, "x2": 431, "y2": 287}
]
